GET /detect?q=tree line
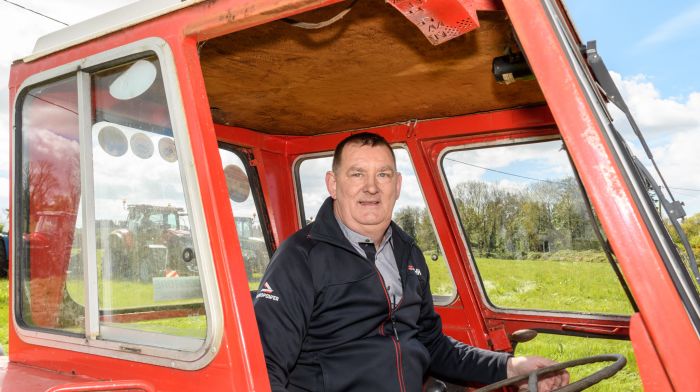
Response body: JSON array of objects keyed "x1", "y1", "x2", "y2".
[
  {"x1": 667, "y1": 212, "x2": 700, "y2": 260},
  {"x1": 396, "y1": 177, "x2": 700, "y2": 262},
  {"x1": 395, "y1": 177, "x2": 603, "y2": 260}
]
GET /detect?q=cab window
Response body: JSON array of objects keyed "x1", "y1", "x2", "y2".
[
  {"x1": 17, "y1": 75, "x2": 83, "y2": 334},
  {"x1": 16, "y1": 52, "x2": 213, "y2": 356},
  {"x1": 441, "y1": 139, "x2": 634, "y2": 315},
  {"x1": 296, "y1": 148, "x2": 457, "y2": 304}
]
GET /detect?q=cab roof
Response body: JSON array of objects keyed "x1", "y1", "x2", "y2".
[
  {"x1": 24, "y1": 0, "x2": 554, "y2": 136},
  {"x1": 25, "y1": 0, "x2": 205, "y2": 62},
  {"x1": 199, "y1": 0, "x2": 545, "y2": 134}
]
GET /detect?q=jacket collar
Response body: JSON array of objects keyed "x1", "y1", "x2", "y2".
[{"x1": 309, "y1": 197, "x2": 362, "y2": 255}]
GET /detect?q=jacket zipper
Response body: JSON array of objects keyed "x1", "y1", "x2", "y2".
[
  {"x1": 312, "y1": 224, "x2": 415, "y2": 391},
  {"x1": 370, "y1": 263, "x2": 406, "y2": 392}
]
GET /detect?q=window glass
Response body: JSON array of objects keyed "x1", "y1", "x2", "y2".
[
  {"x1": 442, "y1": 140, "x2": 633, "y2": 315},
  {"x1": 297, "y1": 155, "x2": 331, "y2": 225},
  {"x1": 297, "y1": 148, "x2": 457, "y2": 303},
  {"x1": 87, "y1": 56, "x2": 206, "y2": 345},
  {"x1": 515, "y1": 333, "x2": 640, "y2": 390},
  {"x1": 18, "y1": 76, "x2": 84, "y2": 333},
  {"x1": 219, "y1": 148, "x2": 272, "y2": 290}
]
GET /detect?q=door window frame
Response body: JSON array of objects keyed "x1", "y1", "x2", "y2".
[
  {"x1": 11, "y1": 37, "x2": 223, "y2": 370},
  {"x1": 434, "y1": 132, "x2": 630, "y2": 339}
]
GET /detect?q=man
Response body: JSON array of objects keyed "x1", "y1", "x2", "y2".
[{"x1": 254, "y1": 133, "x2": 568, "y2": 391}]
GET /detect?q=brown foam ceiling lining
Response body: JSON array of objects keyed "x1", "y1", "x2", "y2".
[{"x1": 200, "y1": 0, "x2": 545, "y2": 135}]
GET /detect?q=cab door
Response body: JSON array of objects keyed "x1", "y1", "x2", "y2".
[
  {"x1": 420, "y1": 125, "x2": 637, "y2": 384},
  {"x1": 453, "y1": 0, "x2": 700, "y2": 389}
]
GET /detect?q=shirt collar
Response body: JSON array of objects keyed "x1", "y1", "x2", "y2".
[{"x1": 335, "y1": 215, "x2": 393, "y2": 250}]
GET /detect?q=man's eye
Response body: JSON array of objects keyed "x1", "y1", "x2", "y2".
[
  {"x1": 350, "y1": 172, "x2": 363, "y2": 177},
  {"x1": 378, "y1": 172, "x2": 392, "y2": 178}
]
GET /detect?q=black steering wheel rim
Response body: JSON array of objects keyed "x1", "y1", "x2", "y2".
[{"x1": 473, "y1": 354, "x2": 627, "y2": 392}]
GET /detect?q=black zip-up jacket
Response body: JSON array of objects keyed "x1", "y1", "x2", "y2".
[{"x1": 254, "y1": 198, "x2": 510, "y2": 391}]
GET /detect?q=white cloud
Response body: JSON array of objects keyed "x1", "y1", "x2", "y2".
[
  {"x1": 496, "y1": 179, "x2": 528, "y2": 192},
  {"x1": 442, "y1": 140, "x2": 570, "y2": 188},
  {"x1": 0, "y1": 175, "x2": 7, "y2": 199},
  {"x1": 298, "y1": 156, "x2": 332, "y2": 220},
  {"x1": 610, "y1": 72, "x2": 700, "y2": 214},
  {"x1": 394, "y1": 149, "x2": 427, "y2": 210},
  {"x1": 0, "y1": 1, "x2": 137, "y2": 226},
  {"x1": 650, "y1": 130, "x2": 700, "y2": 210},
  {"x1": 638, "y1": 3, "x2": 700, "y2": 47},
  {"x1": 610, "y1": 72, "x2": 700, "y2": 136}
]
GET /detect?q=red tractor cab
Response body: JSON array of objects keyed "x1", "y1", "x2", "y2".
[{"x1": 5, "y1": 0, "x2": 699, "y2": 390}]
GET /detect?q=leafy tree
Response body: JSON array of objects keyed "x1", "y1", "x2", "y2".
[
  {"x1": 394, "y1": 206, "x2": 421, "y2": 241},
  {"x1": 450, "y1": 177, "x2": 602, "y2": 259},
  {"x1": 417, "y1": 208, "x2": 438, "y2": 254},
  {"x1": 667, "y1": 212, "x2": 700, "y2": 259}
]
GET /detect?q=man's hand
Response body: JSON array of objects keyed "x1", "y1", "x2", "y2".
[{"x1": 506, "y1": 356, "x2": 570, "y2": 392}]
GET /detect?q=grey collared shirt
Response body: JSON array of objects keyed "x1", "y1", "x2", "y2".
[{"x1": 336, "y1": 217, "x2": 403, "y2": 304}]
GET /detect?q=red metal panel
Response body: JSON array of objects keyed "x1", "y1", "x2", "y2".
[
  {"x1": 629, "y1": 314, "x2": 673, "y2": 391},
  {"x1": 0, "y1": 357, "x2": 96, "y2": 392},
  {"x1": 502, "y1": 0, "x2": 700, "y2": 389},
  {"x1": 172, "y1": 34, "x2": 270, "y2": 391},
  {"x1": 45, "y1": 380, "x2": 155, "y2": 392},
  {"x1": 252, "y1": 148, "x2": 301, "y2": 243},
  {"x1": 406, "y1": 131, "x2": 489, "y2": 347}
]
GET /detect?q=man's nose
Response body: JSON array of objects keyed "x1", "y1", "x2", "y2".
[{"x1": 363, "y1": 174, "x2": 379, "y2": 193}]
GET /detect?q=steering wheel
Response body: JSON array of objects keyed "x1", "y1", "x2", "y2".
[{"x1": 474, "y1": 354, "x2": 626, "y2": 392}]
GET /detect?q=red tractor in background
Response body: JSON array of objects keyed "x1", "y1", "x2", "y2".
[{"x1": 108, "y1": 204, "x2": 197, "y2": 281}]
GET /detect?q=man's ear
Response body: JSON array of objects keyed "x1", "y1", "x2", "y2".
[{"x1": 326, "y1": 171, "x2": 337, "y2": 199}]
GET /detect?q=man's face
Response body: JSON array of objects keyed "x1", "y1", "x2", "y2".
[{"x1": 326, "y1": 143, "x2": 401, "y2": 236}]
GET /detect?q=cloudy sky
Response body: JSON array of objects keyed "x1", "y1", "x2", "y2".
[{"x1": 1, "y1": 0, "x2": 700, "y2": 229}]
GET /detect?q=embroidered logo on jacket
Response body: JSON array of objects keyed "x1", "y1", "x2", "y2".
[
  {"x1": 256, "y1": 282, "x2": 280, "y2": 302},
  {"x1": 408, "y1": 264, "x2": 422, "y2": 276}
]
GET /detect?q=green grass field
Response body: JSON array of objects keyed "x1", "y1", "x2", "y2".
[
  {"x1": 0, "y1": 279, "x2": 7, "y2": 354},
  {"x1": 418, "y1": 255, "x2": 641, "y2": 391},
  {"x1": 0, "y1": 255, "x2": 642, "y2": 390},
  {"x1": 473, "y1": 257, "x2": 640, "y2": 391},
  {"x1": 65, "y1": 279, "x2": 203, "y2": 309},
  {"x1": 475, "y1": 257, "x2": 634, "y2": 315}
]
